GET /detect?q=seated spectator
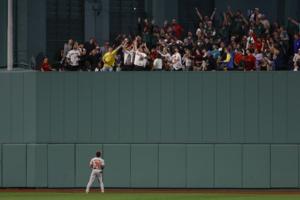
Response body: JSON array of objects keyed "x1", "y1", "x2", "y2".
[{"x1": 40, "y1": 57, "x2": 53, "y2": 72}]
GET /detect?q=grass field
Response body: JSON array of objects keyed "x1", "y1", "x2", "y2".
[{"x1": 1, "y1": 192, "x2": 300, "y2": 200}]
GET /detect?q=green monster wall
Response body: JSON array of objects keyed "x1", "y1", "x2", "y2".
[{"x1": 0, "y1": 72, "x2": 300, "y2": 188}]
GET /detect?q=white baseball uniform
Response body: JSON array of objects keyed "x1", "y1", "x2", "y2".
[{"x1": 86, "y1": 157, "x2": 105, "y2": 193}]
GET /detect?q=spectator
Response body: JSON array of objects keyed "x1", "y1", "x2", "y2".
[
  {"x1": 66, "y1": 42, "x2": 81, "y2": 71},
  {"x1": 40, "y1": 57, "x2": 53, "y2": 72}
]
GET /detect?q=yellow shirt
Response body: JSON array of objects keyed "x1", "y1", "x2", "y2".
[
  {"x1": 223, "y1": 53, "x2": 231, "y2": 63},
  {"x1": 102, "y1": 49, "x2": 118, "y2": 67}
]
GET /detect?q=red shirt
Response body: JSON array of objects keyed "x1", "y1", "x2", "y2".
[
  {"x1": 234, "y1": 53, "x2": 244, "y2": 66},
  {"x1": 244, "y1": 54, "x2": 256, "y2": 71},
  {"x1": 41, "y1": 63, "x2": 52, "y2": 71},
  {"x1": 172, "y1": 23, "x2": 183, "y2": 39}
]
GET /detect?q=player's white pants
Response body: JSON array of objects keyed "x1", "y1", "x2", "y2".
[{"x1": 86, "y1": 169, "x2": 104, "y2": 193}]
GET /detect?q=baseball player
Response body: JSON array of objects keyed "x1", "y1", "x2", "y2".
[{"x1": 86, "y1": 151, "x2": 105, "y2": 193}]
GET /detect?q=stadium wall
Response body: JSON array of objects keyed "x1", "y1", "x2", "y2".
[{"x1": 0, "y1": 72, "x2": 300, "y2": 188}]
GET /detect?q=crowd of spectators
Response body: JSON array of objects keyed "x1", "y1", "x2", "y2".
[{"x1": 42, "y1": 7, "x2": 300, "y2": 72}]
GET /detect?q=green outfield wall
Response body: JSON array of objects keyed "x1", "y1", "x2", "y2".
[{"x1": 0, "y1": 72, "x2": 300, "y2": 188}]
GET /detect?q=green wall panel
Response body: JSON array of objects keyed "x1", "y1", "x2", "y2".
[
  {"x1": 37, "y1": 74, "x2": 51, "y2": 143},
  {"x1": 159, "y1": 145, "x2": 186, "y2": 188},
  {"x1": 119, "y1": 73, "x2": 134, "y2": 143},
  {"x1": 147, "y1": 73, "x2": 161, "y2": 143},
  {"x1": 48, "y1": 145, "x2": 75, "y2": 188},
  {"x1": 63, "y1": 74, "x2": 78, "y2": 143},
  {"x1": 243, "y1": 145, "x2": 270, "y2": 188},
  {"x1": 202, "y1": 73, "x2": 217, "y2": 142},
  {"x1": 91, "y1": 74, "x2": 105, "y2": 142},
  {"x1": 0, "y1": 73, "x2": 11, "y2": 143},
  {"x1": 258, "y1": 73, "x2": 273, "y2": 143},
  {"x1": 187, "y1": 145, "x2": 214, "y2": 188},
  {"x1": 131, "y1": 144, "x2": 158, "y2": 188},
  {"x1": 271, "y1": 145, "x2": 299, "y2": 188},
  {"x1": 215, "y1": 145, "x2": 242, "y2": 188},
  {"x1": 104, "y1": 74, "x2": 120, "y2": 142},
  {"x1": 27, "y1": 144, "x2": 47, "y2": 187},
  {"x1": 188, "y1": 73, "x2": 203, "y2": 142},
  {"x1": 0, "y1": 144, "x2": 2, "y2": 187},
  {"x1": 2, "y1": 144, "x2": 27, "y2": 187},
  {"x1": 23, "y1": 73, "x2": 37, "y2": 143},
  {"x1": 244, "y1": 73, "x2": 259, "y2": 143},
  {"x1": 174, "y1": 73, "x2": 188, "y2": 143},
  {"x1": 287, "y1": 73, "x2": 300, "y2": 143},
  {"x1": 49, "y1": 73, "x2": 64, "y2": 143},
  {"x1": 229, "y1": 73, "x2": 244, "y2": 143},
  {"x1": 216, "y1": 73, "x2": 230, "y2": 143},
  {"x1": 10, "y1": 73, "x2": 24, "y2": 143},
  {"x1": 161, "y1": 73, "x2": 175, "y2": 143},
  {"x1": 272, "y1": 73, "x2": 288, "y2": 143},
  {"x1": 75, "y1": 144, "x2": 103, "y2": 187},
  {"x1": 133, "y1": 73, "x2": 147, "y2": 143},
  {"x1": 77, "y1": 74, "x2": 92, "y2": 143},
  {"x1": 103, "y1": 144, "x2": 130, "y2": 187}
]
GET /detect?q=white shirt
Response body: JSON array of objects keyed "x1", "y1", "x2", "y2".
[
  {"x1": 123, "y1": 49, "x2": 134, "y2": 65},
  {"x1": 153, "y1": 58, "x2": 163, "y2": 70},
  {"x1": 172, "y1": 52, "x2": 183, "y2": 70},
  {"x1": 90, "y1": 157, "x2": 105, "y2": 171},
  {"x1": 66, "y1": 49, "x2": 81, "y2": 66},
  {"x1": 134, "y1": 50, "x2": 147, "y2": 67}
]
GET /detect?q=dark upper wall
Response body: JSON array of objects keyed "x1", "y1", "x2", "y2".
[{"x1": 0, "y1": 0, "x2": 7, "y2": 67}]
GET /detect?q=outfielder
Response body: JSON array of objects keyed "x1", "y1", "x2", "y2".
[{"x1": 86, "y1": 151, "x2": 105, "y2": 193}]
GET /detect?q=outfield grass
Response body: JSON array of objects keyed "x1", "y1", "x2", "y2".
[{"x1": 0, "y1": 193, "x2": 300, "y2": 200}]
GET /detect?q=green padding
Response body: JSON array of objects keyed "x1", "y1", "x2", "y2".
[
  {"x1": 258, "y1": 73, "x2": 273, "y2": 142},
  {"x1": 77, "y1": 74, "x2": 92, "y2": 143},
  {"x1": 119, "y1": 73, "x2": 134, "y2": 143},
  {"x1": 244, "y1": 73, "x2": 259, "y2": 142},
  {"x1": 0, "y1": 144, "x2": 2, "y2": 187},
  {"x1": 11, "y1": 74, "x2": 24, "y2": 143},
  {"x1": 104, "y1": 74, "x2": 120, "y2": 142},
  {"x1": 216, "y1": 73, "x2": 230, "y2": 143},
  {"x1": 103, "y1": 144, "x2": 130, "y2": 187},
  {"x1": 3, "y1": 144, "x2": 27, "y2": 187},
  {"x1": 187, "y1": 145, "x2": 214, "y2": 188},
  {"x1": 23, "y1": 73, "x2": 37, "y2": 143},
  {"x1": 50, "y1": 73, "x2": 64, "y2": 143},
  {"x1": 48, "y1": 145, "x2": 75, "y2": 188},
  {"x1": 202, "y1": 73, "x2": 217, "y2": 142},
  {"x1": 287, "y1": 73, "x2": 300, "y2": 143},
  {"x1": 91, "y1": 73, "x2": 105, "y2": 142},
  {"x1": 133, "y1": 73, "x2": 147, "y2": 143},
  {"x1": 27, "y1": 145, "x2": 47, "y2": 187},
  {"x1": 229, "y1": 73, "x2": 244, "y2": 143},
  {"x1": 174, "y1": 73, "x2": 188, "y2": 143},
  {"x1": 146, "y1": 73, "x2": 161, "y2": 143},
  {"x1": 75, "y1": 144, "x2": 103, "y2": 187},
  {"x1": 272, "y1": 73, "x2": 288, "y2": 143},
  {"x1": 161, "y1": 73, "x2": 175, "y2": 143},
  {"x1": 243, "y1": 145, "x2": 270, "y2": 188},
  {"x1": 131, "y1": 144, "x2": 158, "y2": 188},
  {"x1": 159, "y1": 145, "x2": 186, "y2": 188},
  {"x1": 188, "y1": 73, "x2": 203, "y2": 142},
  {"x1": 0, "y1": 73, "x2": 10, "y2": 143},
  {"x1": 215, "y1": 145, "x2": 242, "y2": 188},
  {"x1": 271, "y1": 145, "x2": 298, "y2": 188},
  {"x1": 63, "y1": 74, "x2": 78, "y2": 143},
  {"x1": 36, "y1": 73, "x2": 51, "y2": 143}
]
